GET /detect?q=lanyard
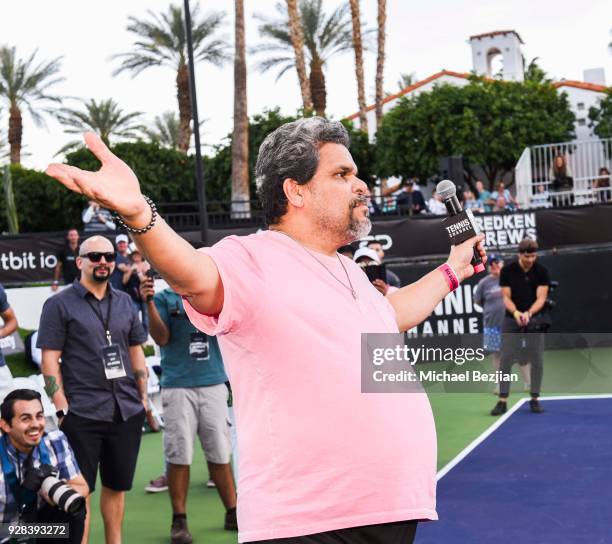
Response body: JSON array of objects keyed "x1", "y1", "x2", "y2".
[
  {"x1": 85, "y1": 292, "x2": 113, "y2": 345},
  {"x1": 0, "y1": 435, "x2": 50, "y2": 517}
]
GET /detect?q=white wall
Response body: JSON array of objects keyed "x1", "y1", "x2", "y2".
[{"x1": 558, "y1": 85, "x2": 605, "y2": 141}]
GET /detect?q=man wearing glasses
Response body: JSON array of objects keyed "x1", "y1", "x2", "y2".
[{"x1": 37, "y1": 235, "x2": 148, "y2": 543}]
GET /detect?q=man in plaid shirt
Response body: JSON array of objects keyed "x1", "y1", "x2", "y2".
[{"x1": 0, "y1": 389, "x2": 88, "y2": 543}]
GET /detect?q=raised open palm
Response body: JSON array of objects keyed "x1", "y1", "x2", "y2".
[{"x1": 46, "y1": 132, "x2": 146, "y2": 219}]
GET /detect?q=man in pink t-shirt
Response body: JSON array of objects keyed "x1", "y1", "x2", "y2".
[{"x1": 46, "y1": 118, "x2": 485, "y2": 544}]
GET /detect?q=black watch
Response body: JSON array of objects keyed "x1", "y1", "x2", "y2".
[{"x1": 56, "y1": 409, "x2": 66, "y2": 419}]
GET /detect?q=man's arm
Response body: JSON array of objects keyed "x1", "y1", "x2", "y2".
[
  {"x1": 389, "y1": 235, "x2": 486, "y2": 331},
  {"x1": 46, "y1": 134, "x2": 223, "y2": 315},
  {"x1": 0, "y1": 308, "x2": 18, "y2": 339},
  {"x1": 140, "y1": 282, "x2": 170, "y2": 346},
  {"x1": 129, "y1": 345, "x2": 148, "y2": 411},
  {"x1": 41, "y1": 350, "x2": 68, "y2": 414},
  {"x1": 528, "y1": 285, "x2": 549, "y2": 316},
  {"x1": 52, "y1": 261, "x2": 63, "y2": 291},
  {"x1": 66, "y1": 473, "x2": 89, "y2": 498}
]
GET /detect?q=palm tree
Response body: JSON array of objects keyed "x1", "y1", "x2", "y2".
[
  {"x1": 143, "y1": 111, "x2": 181, "y2": 149},
  {"x1": 349, "y1": 0, "x2": 368, "y2": 133},
  {"x1": 56, "y1": 98, "x2": 143, "y2": 155},
  {"x1": 232, "y1": 0, "x2": 250, "y2": 218},
  {"x1": 397, "y1": 72, "x2": 415, "y2": 91},
  {"x1": 286, "y1": 0, "x2": 313, "y2": 112},
  {"x1": 375, "y1": 0, "x2": 386, "y2": 128},
  {"x1": 113, "y1": 4, "x2": 230, "y2": 152},
  {"x1": 254, "y1": 0, "x2": 355, "y2": 116},
  {"x1": 0, "y1": 46, "x2": 63, "y2": 164}
]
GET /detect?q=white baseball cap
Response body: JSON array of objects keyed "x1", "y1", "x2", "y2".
[
  {"x1": 115, "y1": 234, "x2": 129, "y2": 244},
  {"x1": 353, "y1": 247, "x2": 381, "y2": 264}
]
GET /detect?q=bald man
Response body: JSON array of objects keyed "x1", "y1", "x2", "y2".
[{"x1": 38, "y1": 235, "x2": 148, "y2": 544}]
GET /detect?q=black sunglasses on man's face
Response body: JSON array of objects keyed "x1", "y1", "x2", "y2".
[{"x1": 80, "y1": 252, "x2": 116, "y2": 263}]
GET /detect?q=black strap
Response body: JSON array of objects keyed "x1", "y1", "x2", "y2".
[{"x1": 85, "y1": 291, "x2": 113, "y2": 344}]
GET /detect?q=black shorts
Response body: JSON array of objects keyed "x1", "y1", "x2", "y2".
[
  {"x1": 60, "y1": 409, "x2": 145, "y2": 492},
  {"x1": 243, "y1": 520, "x2": 418, "y2": 544}
]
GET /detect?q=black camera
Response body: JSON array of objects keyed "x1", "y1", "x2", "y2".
[
  {"x1": 145, "y1": 268, "x2": 157, "y2": 302},
  {"x1": 23, "y1": 463, "x2": 85, "y2": 515}
]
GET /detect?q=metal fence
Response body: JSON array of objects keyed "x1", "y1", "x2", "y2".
[{"x1": 515, "y1": 138, "x2": 612, "y2": 209}]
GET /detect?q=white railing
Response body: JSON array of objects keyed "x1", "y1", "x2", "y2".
[{"x1": 514, "y1": 138, "x2": 612, "y2": 209}]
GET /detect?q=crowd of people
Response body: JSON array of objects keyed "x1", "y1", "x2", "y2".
[{"x1": 0, "y1": 116, "x2": 563, "y2": 544}]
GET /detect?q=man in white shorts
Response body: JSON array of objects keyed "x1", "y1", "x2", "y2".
[{"x1": 142, "y1": 281, "x2": 236, "y2": 544}]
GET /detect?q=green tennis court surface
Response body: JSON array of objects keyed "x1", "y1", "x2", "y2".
[{"x1": 87, "y1": 348, "x2": 612, "y2": 543}]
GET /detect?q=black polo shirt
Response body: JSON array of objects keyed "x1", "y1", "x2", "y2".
[
  {"x1": 499, "y1": 260, "x2": 550, "y2": 314},
  {"x1": 37, "y1": 281, "x2": 147, "y2": 422},
  {"x1": 56, "y1": 244, "x2": 80, "y2": 284}
]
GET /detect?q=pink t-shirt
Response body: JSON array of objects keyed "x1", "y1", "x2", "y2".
[{"x1": 183, "y1": 230, "x2": 437, "y2": 542}]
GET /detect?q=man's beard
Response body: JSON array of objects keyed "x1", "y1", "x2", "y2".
[
  {"x1": 92, "y1": 267, "x2": 110, "y2": 283},
  {"x1": 345, "y1": 197, "x2": 372, "y2": 242}
]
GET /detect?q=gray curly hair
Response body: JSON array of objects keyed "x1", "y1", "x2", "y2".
[{"x1": 255, "y1": 117, "x2": 350, "y2": 226}]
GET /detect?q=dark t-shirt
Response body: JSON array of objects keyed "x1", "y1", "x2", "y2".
[
  {"x1": 56, "y1": 244, "x2": 80, "y2": 284},
  {"x1": 499, "y1": 260, "x2": 550, "y2": 313}
]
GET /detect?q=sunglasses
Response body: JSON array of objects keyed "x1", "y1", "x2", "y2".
[{"x1": 80, "y1": 252, "x2": 116, "y2": 263}]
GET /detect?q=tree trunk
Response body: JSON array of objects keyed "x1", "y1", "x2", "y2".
[
  {"x1": 232, "y1": 0, "x2": 250, "y2": 219},
  {"x1": 309, "y1": 58, "x2": 326, "y2": 117},
  {"x1": 8, "y1": 103, "x2": 22, "y2": 165},
  {"x1": 3, "y1": 165, "x2": 19, "y2": 233},
  {"x1": 349, "y1": 0, "x2": 368, "y2": 133},
  {"x1": 286, "y1": 0, "x2": 313, "y2": 112},
  {"x1": 375, "y1": 0, "x2": 387, "y2": 128},
  {"x1": 176, "y1": 62, "x2": 192, "y2": 153}
]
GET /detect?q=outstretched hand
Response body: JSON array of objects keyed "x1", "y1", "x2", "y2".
[{"x1": 46, "y1": 133, "x2": 146, "y2": 220}]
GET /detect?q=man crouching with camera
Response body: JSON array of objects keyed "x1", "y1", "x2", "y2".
[{"x1": 0, "y1": 389, "x2": 88, "y2": 543}]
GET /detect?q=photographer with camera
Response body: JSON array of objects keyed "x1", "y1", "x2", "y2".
[
  {"x1": 353, "y1": 247, "x2": 395, "y2": 296},
  {"x1": 0, "y1": 389, "x2": 88, "y2": 543},
  {"x1": 491, "y1": 238, "x2": 550, "y2": 416}
]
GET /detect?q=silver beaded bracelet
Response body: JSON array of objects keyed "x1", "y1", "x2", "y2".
[{"x1": 112, "y1": 195, "x2": 158, "y2": 235}]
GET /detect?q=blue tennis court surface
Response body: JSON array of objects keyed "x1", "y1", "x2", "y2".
[{"x1": 417, "y1": 397, "x2": 612, "y2": 544}]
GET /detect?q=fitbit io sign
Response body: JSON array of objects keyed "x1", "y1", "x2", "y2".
[{"x1": 0, "y1": 251, "x2": 58, "y2": 271}]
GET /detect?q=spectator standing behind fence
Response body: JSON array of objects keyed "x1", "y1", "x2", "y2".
[
  {"x1": 491, "y1": 238, "x2": 550, "y2": 416},
  {"x1": 396, "y1": 179, "x2": 426, "y2": 214},
  {"x1": 110, "y1": 234, "x2": 131, "y2": 292},
  {"x1": 0, "y1": 389, "x2": 89, "y2": 544},
  {"x1": 427, "y1": 189, "x2": 447, "y2": 215},
  {"x1": 593, "y1": 167, "x2": 611, "y2": 202},
  {"x1": 52, "y1": 228, "x2": 81, "y2": 292},
  {"x1": 463, "y1": 189, "x2": 484, "y2": 213},
  {"x1": 0, "y1": 284, "x2": 18, "y2": 400},
  {"x1": 122, "y1": 248, "x2": 150, "y2": 336},
  {"x1": 475, "y1": 180, "x2": 493, "y2": 212},
  {"x1": 366, "y1": 240, "x2": 401, "y2": 288},
  {"x1": 82, "y1": 200, "x2": 116, "y2": 232},
  {"x1": 549, "y1": 154, "x2": 573, "y2": 192},
  {"x1": 490, "y1": 182, "x2": 518, "y2": 210},
  {"x1": 37, "y1": 235, "x2": 148, "y2": 543},
  {"x1": 139, "y1": 280, "x2": 237, "y2": 543}
]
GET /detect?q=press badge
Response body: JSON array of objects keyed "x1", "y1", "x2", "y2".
[
  {"x1": 189, "y1": 332, "x2": 210, "y2": 360},
  {"x1": 101, "y1": 344, "x2": 127, "y2": 379}
]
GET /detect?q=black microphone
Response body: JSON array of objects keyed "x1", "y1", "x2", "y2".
[{"x1": 436, "y1": 179, "x2": 485, "y2": 274}]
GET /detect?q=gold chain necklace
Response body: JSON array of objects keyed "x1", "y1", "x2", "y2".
[{"x1": 271, "y1": 229, "x2": 358, "y2": 300}]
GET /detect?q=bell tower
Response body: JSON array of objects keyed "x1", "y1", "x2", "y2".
[{"x1": 469, "y1": 30, "x2": 525, "y2": 82}]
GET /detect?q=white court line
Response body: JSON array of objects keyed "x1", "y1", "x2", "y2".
[{"x1": 436, "y1": 394, "x2": 612, "y2": 481}]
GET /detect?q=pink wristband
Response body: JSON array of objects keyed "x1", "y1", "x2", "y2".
[{"x1": 439, "y1": 263, "x2": 460, "y2": 291}]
